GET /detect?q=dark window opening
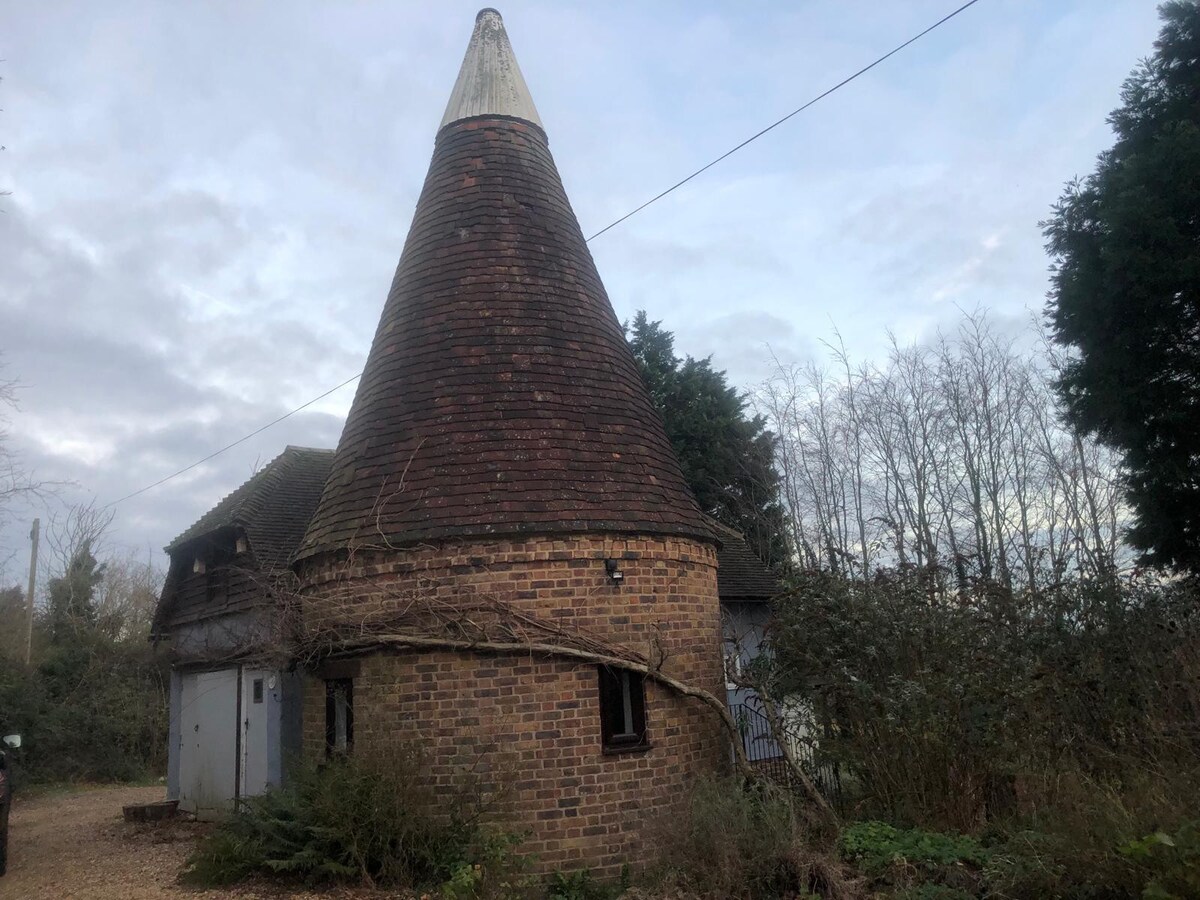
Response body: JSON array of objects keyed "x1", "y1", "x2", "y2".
[
  {"x1": 205, "y1": 569, "x2": 226, "y2": 605},
  {"x1": 203, "y1": 543, "x2": 234, "y2": 605},
  {"x1": 598, "y1": 666, "x2": 648, "y2": 752},
  {"x1": 325, "y1": 679, "x2": 354, "y2": 756},
  {"x1": 252, "y1": 678, "x2": 264, "y2": 704}
]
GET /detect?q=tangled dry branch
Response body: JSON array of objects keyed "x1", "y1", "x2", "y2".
[
  {"x1": 291, "y1": 580, "x2": 758, "y2": 781},
  {"x1": 166, "y1": 549, "x2": 840, "y2": 819}
]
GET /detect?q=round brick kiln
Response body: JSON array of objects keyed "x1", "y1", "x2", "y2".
[{"x1": 294, "y1": 9, "x2": 726, "y2": 875}]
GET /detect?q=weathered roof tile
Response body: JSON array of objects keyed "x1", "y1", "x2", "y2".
[
  {"x1": 166, "y1": 446, "x2": 334, "y2": 572},
  {"x1": 708, "y1": 518, "x2": 783, "y2": 601},
  {"x1": 296, "y1": 23, "x2": 710, "y2": 559}
]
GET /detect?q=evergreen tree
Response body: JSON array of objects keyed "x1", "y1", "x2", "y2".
[
  {"x1": 47, "y1": 541, "x2": 104, "y2": 642},
  {"x1": 626, "y1": 311, "x2": 791, "y2": 570},
  {"x1": 1044, "y1": 1, "x2": 1200, "y2": 571},
  {"x1": 0, "y1": 586, "x2": 24, "y2": 659}
]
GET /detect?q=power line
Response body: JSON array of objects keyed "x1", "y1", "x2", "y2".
[
  {"x1": 107, "y1": 0, "x2": 983, "y2": 508},
  {"x1": 104, "y1": 372, "x2": 362, "y2": 508},
  {"x1": 586, "y1": 0, "x2": 983, "y2": 241}
]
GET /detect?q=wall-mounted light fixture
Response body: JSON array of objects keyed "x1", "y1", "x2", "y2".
[
  {"x1": 193, "y1": 557, "x2": 206, "y2": 575},
  {"x1": 236, "y1": 536, "x2": 249, "y2": 554},
  {"x1": 604, "y1": 559, "x2": 624, "y2": 583}
]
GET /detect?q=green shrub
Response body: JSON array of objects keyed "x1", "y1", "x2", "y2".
[
  {"x1": 979, "y1": 768, "x2": 1200, "y2": 898},
  {"x1": 0, "y1": 636, "x2": 167, "y2": 783},
  {"x1": 545, "y1": 867, "x2": 629, "y2": 900},
  {"x1": 1121, "y1": 820, "x2": 1200, "y2": 900},
  {"x1": 839, "y1": 821, "x2": 985, "y2": 875},
  {"x1": 182, "y1": 752, "x2": 520, "y2": 890},
  {"x1": 438, "y1": 831, "x2": 533, "y2": 900},
  {"x1": 839, "y1": 821, "x2": 984, "y2": 896},
  {"x1": 765, "y1": 571, "x2": 1200, "y2": 831}
]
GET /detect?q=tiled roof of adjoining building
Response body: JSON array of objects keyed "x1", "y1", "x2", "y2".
[
  {"x1": 166, "y1": 445, "x2": 334, "y2": 573},
  {"x1": 708, "y1": 518, "x2": 783, "y2": 601}
]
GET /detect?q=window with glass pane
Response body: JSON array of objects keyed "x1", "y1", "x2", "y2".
[
  {"x1": 597, "y1": 665, "x2": 647, "y2": 752},
  {"x1": 325, "y1": 678, "x2": 353, "y2": 755}
]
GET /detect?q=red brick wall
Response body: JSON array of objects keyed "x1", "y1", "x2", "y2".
[{"x1": 298, "y1": 534, "x2": 726, "y2": 876}]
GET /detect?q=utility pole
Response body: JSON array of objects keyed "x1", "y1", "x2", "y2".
[{"x1": 25, "y1": 518, "x2": 39, "y2": 666}]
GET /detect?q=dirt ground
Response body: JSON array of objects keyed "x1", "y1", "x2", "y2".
[{"x1": 0, "y1": 784, "x2": 396, "y2": 900}]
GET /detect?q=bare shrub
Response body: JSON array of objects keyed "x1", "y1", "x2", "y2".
[{"x1": 650, "y1": 776, "x2": 858, "y2": 900}]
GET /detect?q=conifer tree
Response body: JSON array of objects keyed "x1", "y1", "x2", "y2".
[
  {"x1": 47, "y1": 541, "x2": 104, "y2": 642},
  {"x1": 1045, "y1": 1, "x2": 1200, "y2": 571},
  {"x1": 627, "y1": 311, "x2": 791, "y2": 570}
]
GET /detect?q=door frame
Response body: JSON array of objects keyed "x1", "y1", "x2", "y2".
[
  {"x1": 177, "y1": 662, "x2": 282, "y2": 811},
  {"x1": 237, "y1": 667, "x2": 274, "y2": 798}
]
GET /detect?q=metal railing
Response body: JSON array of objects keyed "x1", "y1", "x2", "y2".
[{"x1": 731, "y1": 701, "x2": 843, "y2": 811}]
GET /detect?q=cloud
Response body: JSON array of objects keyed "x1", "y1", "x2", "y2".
[{"x1": 0, "y1": 0, "x2": 1166, "y2": 579}]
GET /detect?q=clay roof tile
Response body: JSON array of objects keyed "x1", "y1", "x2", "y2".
[{"x1": 297, "y1": 12, "x2": 710, "y2": 560}]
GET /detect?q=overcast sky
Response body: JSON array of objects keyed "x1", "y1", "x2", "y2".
[{"x1": 0, "y1": 0, "x2": 1164, "y2": 579}]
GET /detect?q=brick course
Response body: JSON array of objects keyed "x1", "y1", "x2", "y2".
[{"x1": 299, "y1": 533, "x2": 726, "y2": 876}]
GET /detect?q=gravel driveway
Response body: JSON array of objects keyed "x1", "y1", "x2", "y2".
[{"x1": 0, "y1": 784, "x2": 393, "y2": 900}]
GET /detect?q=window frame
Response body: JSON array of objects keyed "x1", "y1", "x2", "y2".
[
  {"x1": 324, "y1": 678, "x2": 354, "y2": 756},
  {"x1": 597, "y1": 665, "x2": 649, "y2": 754}
]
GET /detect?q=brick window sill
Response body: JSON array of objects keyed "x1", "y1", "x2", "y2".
[{"x1": 601, "y1": 741, "x2": 652, "y2": 757}]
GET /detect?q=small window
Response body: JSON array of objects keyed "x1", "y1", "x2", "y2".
[
  {"x1": 598, "y1": 666, "x2": 648, "y2": 752},
  {"x1": 252, "y1": 678, "x2": 264, "y2": 704},
  {"x1": 205, "y1": 566, "x2": 228, "y2": 605},
  {"x1": 723, "y1": 640, "x2": 740, "y2": 689},
  {"x1": 325, "y1": 679, "x2": 354, "y2": 756}
]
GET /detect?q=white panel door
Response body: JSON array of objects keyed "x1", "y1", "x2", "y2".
[
  {"x1": 239, "y1": 668, "x2": 273, "y2": 798},
  {"x1": 178, "y1": 668, "x2": 239, "y2": 820}
]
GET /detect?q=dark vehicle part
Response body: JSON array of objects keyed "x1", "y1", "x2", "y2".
[{"x1": 0, "y1": 734, "x2": 21, "y2": 877}]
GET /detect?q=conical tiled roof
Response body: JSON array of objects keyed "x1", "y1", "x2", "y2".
[{"x1": 297, "y1": 10, "x2": 711, "y2": 561}]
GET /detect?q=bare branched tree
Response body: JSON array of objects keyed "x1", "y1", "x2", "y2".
[
  {"x1": 0, "y1": 358, "x2": 64, "y2": 573},
  {"x1": 41, "y1": 500, "x2": 116, "y2": 586},
  {"x1": 758, "y1": 311, "x2": 1127, "y2": 591},
  {"x1": 94, "y1": 551, "x2": 163, "y2": 641}
]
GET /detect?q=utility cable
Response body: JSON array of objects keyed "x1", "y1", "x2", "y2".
[
  {"x1": 106, "y1": 0, "x2": 984, "y2": 507},
  {"x1": 103, "y1": 372, "x2": 362, "y2": 507},
  {"x1": 586, "y1": 0, "x2": 983, "y2": 241}
]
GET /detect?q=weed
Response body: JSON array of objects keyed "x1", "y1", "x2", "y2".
[
  {"x1": 839, "y1": 821, "x2": 985, "y2": 876},
  {"x1": 546, "y1": 867, "x2": 629, "y2": 900},
  {"x1": 438, "y1": 831, "x2": 533, "y2": 900},
  {"x1": 650, "y1": 776, "x2": 853, "y2": 900},
  {"x1": 1121, "y1": 820, "x2": 1200, "y2": 900}
]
